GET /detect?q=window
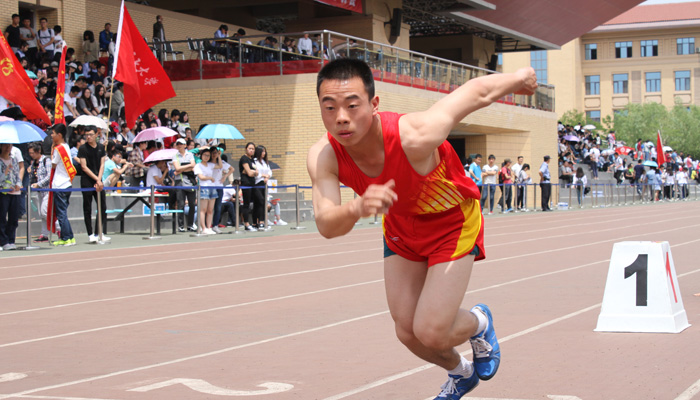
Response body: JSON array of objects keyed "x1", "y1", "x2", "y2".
[
  {"x1": 640, "y1": 40, "x2": 658, "y2": 57},
  {"x1": 615, "y1": 41, "x2": 633, "y2": 58},
  {"x1": 613, "y1": 73, "x2": 629, "y2": 94},
  {"x1": 675, "y1": 70, "x2": 691, "y2": 91},
  {"x1": 585, "y1": 43, "x2": 598, "y2": 60},
  {"x1": 677, "y1": 38, "x2": 695, "y2": 55},
  {"x1": 530, "y1": 50, "x2": 548, "y2": 84},
  {"x1": 497, "y1": 53, "x2": 503, "y2": 65},
  {"x1": 585, "y1": 75, "x2": 600, "y2": 95},
  {"x1": 586, "y1": 110, "x2": 601, "y2": 123},
  {"x1": 646, "y1": 72, "x2": 661, "y2": 92}
]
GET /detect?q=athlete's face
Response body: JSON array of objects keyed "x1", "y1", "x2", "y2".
[{"x1": 318, "y1": 77, "x2": 378, "y2": 147}]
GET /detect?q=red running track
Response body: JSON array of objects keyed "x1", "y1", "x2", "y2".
[{"x1": 0, "y1": 202, "x2": 699, "y2": 400}]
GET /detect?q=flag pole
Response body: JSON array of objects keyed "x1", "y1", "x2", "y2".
[{"x1": 107, "y1": 83, "x2": 115, "y2": 122}]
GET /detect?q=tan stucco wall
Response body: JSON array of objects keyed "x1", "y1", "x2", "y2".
[{"x1": 502, "y1": 23, "x2": 700, "y2": 121}]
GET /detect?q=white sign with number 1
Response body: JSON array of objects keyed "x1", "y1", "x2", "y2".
[{"x1": 595, "y1": 241, "x2": 690, "y2": 333}]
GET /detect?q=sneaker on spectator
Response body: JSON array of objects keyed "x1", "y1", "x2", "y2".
[
  {"x1": 211, "y1": 226, "x2": 222, "y2": 234},
  {"x1": 178, "y1": 226, "x2": 186, "y2": 232},
  {"x1": 218, "y1": 224, "x2": 226, "y2": 228},
  {"x1": 64, "y1": 238, "x2": 76, "y2": 246},
  {"x1": 245, "y1": 225, "x2": 257, "y2": 232},
  {"x1": 2, "y1": 243, "x2": 17, "y2": 250},
  {"x1": 89, "y1": 234, "x2": 98, "y2": 243},
  {"x1": 34, "y1": 235, "x2": 49, "y2": 242},
  {"x1": 202, "y1": 228, "x2": 215, "y2": 235},
  {"x1": 99, "y1": 235, "x2": 111, "y2": 242},
  {"x1": 488, "y1": 211, "x2": 493, "y2": 215},
  {"x1": 276, "y1": 219, "x2": 288, "y2": 226},
  {"x1": 53, "y1": 239, "x2": 66, "y2": 246},
  {"x1": 187, "y1": 224, "x2": 197, "y2": 232}
]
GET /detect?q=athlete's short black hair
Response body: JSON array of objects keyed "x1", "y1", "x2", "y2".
[{"x1": 317, "y1": 58, "x2": 375, "y2": 100}]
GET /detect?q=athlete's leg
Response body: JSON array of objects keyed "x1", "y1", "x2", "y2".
[
  {"x1": 384, "y1": 254, "x2": 478, "y2": 370},
  {"x1": 413, "y1": 255, "x2": 478, "y2": 369}
]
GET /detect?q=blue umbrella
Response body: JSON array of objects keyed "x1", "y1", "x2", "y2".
[
  {"x1": 195, "y1": 124, "x2": 245, "y2": 140},
  {"x1": 643, "y1": 160, "x2": 658, "y2": 168},
  {"x1": 0, "y1": 121, "x2": 47, "y2": 144}
]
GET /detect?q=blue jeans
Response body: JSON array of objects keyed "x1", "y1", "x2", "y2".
[
  {"x1": 53, "y1": 191, "x2": 74, "y2": 241},
  {"x1": 480, "y1": 184, "x2": 496, "y2": 212},
  {"x1": 212, "y1": 188, "x2": 224, "y2": 226},
  {"x1": 0, "y1": 194, "x2": 20, "y2": 246}
]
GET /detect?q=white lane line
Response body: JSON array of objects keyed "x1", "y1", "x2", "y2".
[
  {"x1": 0, "y1": 229, "x2": 376, "y2": 270},
  {"x1": 675, "y1": 378, "x2": 700, "y2": 400},
  {"x1": 0, "y1": 278, "x2": 384, "y2": 348},
  {"x1": 322, "y1": 304, "x2": 602, "y2": 400},
  {"x1": 13, "y1": 396, "x2": 118, "y2": 400},
  {"x1": 0, "y1": 247, "x2": 380, "y2": 296},
  {"x1": 0, "y1": 261, "x2": 381, "y2": 317},
  {"x1": 0, "y1": 310, "x2": 390, "y2": 400},
  {"x1": 1, "y1": 207, "x2": 691, "y2": 283},
  {"x1": 2, "y1": 241, "x2": 699, "y2": 398},
  {"x1": 0, "y1": 239, "x2": 379, "y2": 282}
]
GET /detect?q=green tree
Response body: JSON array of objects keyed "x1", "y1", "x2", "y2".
[{"x1": 559, "y1": 109, "x2": 603, "y2": 130}]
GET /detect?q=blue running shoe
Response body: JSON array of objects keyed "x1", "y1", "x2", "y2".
[
  {"x1": 470, "y1": 303, "x2": 500, "y2": 380},
  {"x1": 433, "y1": 369, "x2": 479, "y2": 399}
]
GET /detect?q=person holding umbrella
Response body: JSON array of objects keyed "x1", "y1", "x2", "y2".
[{"x1": 0, "y1": 143, "x2": 23, "y2": 251}]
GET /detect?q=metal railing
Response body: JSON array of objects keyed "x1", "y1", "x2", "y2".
[{"x1": 149, "y1": 30, "x2": 555, "y2": 112}]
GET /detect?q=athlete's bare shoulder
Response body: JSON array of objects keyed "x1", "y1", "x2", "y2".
[{"x1": 307, "y1": 134, "x2": 338, "y2": 182}]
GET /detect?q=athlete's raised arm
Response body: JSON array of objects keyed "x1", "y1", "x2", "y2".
[
  {"x1": 307, "y1": 137, "x2": 396, "y2": 239},
  {"x1": 400, "y1": 67, "x2": 538, "y2": 162}
]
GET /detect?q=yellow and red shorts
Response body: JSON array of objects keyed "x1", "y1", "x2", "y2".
[{"x1": 382, "y1": 198, "x2": 485, "y2": 267}]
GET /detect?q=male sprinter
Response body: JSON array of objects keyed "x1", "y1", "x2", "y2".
[{"x1": 307, "y1": 59, "x2": 537, "y2": 399}]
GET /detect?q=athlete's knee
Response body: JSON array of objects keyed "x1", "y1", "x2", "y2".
[
  {"x1": 412, "y1": 320, "x2": 451, "y2": 351},
  {"x1": 394, "y1": 320, "x2": 417, "y2": 346}
]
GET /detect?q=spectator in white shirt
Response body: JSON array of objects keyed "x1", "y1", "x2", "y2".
[
  {"x1": 298, "y1": 33, "x2": 313, "y2": 56},
  {"x1": 480, "y1": 154, "x2": 498, "y2": 214}
]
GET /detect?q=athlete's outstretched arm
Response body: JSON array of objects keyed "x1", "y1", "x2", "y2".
[
  {"x1": 401, "y1": 67, "x2": 538, "y2": 161},
  {"x1": 307, "y1": 138, "x2": 396, "y2": 238}
]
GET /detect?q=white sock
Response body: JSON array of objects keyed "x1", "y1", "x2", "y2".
[
  {"x1": 447, "y1": 356, "x2": 474, "y2": 377},
  {"x1": 471, "y1": 307, "x2": 488, "y2": 336}
]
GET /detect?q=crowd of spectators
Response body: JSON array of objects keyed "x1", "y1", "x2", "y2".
[{"x1": 557, "y1": 122, "x2": 699, "y2": 204}]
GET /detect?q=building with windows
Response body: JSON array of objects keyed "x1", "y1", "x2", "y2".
[{"x1": 501, "y1": 1, "x2": 700, "y2": 122}]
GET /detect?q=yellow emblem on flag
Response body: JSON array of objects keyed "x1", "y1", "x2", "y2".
[{"x1": 0, "y1": 57, "x2": 13, "y2": 76}]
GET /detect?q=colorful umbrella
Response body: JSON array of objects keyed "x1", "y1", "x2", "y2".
[
  {"x1": 563, "y1": 135, "x2": 580, "y2": 142},
  {"x1": 144, "y1": 148, "x2": 178, "y2": 163},
  {"x1": 133, "y1": 127, "x2": 178, "y2": 143},
  {"x1": 0, "y1": 121, "x2": 47, "y2": 144},
  {"x1": 643, "y1": 160, "x2": 658, "y2": 167},
  {"x1": 195, "y1": 124, "x2": 245, "y2": 140}
]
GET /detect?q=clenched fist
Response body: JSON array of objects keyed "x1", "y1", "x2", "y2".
[{"x1": 355, "y1": 179, "x2": 398, "y2": 218}]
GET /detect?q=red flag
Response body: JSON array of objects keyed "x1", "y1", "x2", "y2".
[
  {"x1": 54, "y1": 46, "x2": 67, "y2": 125},
  {"x1": 0, "y1": 33, "x2": 51, "y2": 124},
  {"x1": 113, "y1": 1, "x2": 176, "y2": 129},
  {"x1": 656, "y1": 131, "x2": 666, "y2": 166}
]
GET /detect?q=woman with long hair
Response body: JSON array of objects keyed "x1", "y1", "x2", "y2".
[
  {"x1": 194, "y1": 148, "x2": 222, "y2": 234},
  {"x1": 572, "y1": 167, "x2": 587, "y2": 206},
  {"x1": 157, "y1": 109, "x2": 169, "y2": 127},
  {"x1": 77, "y1": 88, "x2": 98, "y2": 116},
  {"x1": 177, "y1": 111, "x2": 190, "y2": 137},
  {"x1": 252, "y1": 145, "x2": 272, "y2": 229},
  {"x1": 239, "y1": 142, "x2": 257, "y2": 231},
  {"x1": 93, "y1": 84, "x2": 109, "y2": 115},
  {"x1": 82, "y1": 30, "x2": 99, "y2": 67}
]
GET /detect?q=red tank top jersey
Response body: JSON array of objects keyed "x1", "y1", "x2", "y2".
[{"x1": 328, "y1": 112, "x2": 481, "y2": 217}]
